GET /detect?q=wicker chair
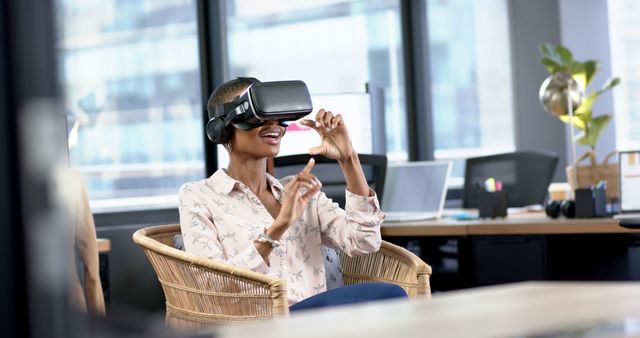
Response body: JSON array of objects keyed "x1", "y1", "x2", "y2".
[{"x1": 132, "y1": 224, "x2": 431, "y2": 330}]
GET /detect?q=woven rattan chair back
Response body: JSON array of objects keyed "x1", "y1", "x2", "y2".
[{"x1": 340, "y1": 241, "x2": 432, "y2": 298}]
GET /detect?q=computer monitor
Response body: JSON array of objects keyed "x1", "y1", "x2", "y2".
[{"x1": 619, "y1": 150, "x2": 640, "y2": 214}]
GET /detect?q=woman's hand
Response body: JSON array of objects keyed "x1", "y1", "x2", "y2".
[
  {"x1": 273, "y1": 158, "x2": 322, "y2": 230},
  {"x1": 300, "y1": 109, "x2": 356, "y2": 162}
]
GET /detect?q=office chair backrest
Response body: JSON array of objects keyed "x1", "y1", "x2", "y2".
[
  {"x1": 463, "y1": 151, "x2": 559, "y2": 208},
  {"x1": 273, "y1": 154, "x2": 387, "y2": 208}
]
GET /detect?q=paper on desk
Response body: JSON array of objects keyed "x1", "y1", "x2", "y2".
[{"x1": 508, "y1": 204, "x2": 544, "y2": 215}]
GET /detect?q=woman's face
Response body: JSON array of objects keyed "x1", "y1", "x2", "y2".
[{"x1": 229, "y1": 120, "x2": 286, "y2": 158}]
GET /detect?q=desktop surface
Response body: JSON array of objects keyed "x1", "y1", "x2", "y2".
[
  {"x1": 217, "y1": 282, "x2": 640, "y2": 338},
  {"x1": 381, "y1": 209, "x2": 640, "y2": 236}
]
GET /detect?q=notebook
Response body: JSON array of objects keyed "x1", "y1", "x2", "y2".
[
  {"x1": 614, "y1": 150, "x2": 640, "y2": 220},
  {"x1": 382, "y1": 161, "x2": 452, "y2": 222}
]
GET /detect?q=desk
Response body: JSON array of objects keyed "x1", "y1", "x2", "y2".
[
  {"x1": 217, "y1": 282, "x2": 640, "y2": 338},
  {"x1": 381, "y1": 212, "x2": 640, "y2": 290},
  {"x1": 382, "y1": 211, "x2": 640, "y2": 236}
]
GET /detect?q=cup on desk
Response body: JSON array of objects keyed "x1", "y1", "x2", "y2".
[
  {"x1": 478, "y1": 190, "x2": 508, "y2": 219},
  {"x1": 548, "y1": 182, "x2": 574, "y2": 201}
]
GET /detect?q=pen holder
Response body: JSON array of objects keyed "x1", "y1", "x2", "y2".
[
  {"x1": 478, "y1": 190, "x2": 508, "y2": 219},
  {"x1": 574, "y1": 187, "x2": 607, "y2": 218}
]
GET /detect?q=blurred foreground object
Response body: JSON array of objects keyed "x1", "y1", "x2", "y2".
[{"x1": 66, "y1": 171, "x2": 105, "y2": 316}]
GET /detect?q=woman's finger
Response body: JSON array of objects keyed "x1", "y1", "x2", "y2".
[
  {"x1": 300, "y1": 184, "x2": 320, "y2": 202},
  {"x1": 322, "y1": 111, "x2": 334, "y2": 131},
  {"x1": 299, "y1": 182, "x2": 315, "y2": 192},
  {"x1": 284, "y1": 178, "x2": 301, "y2": 196},
  {"x1": 297, "y1": 170, "x2": 316, "y2": 180},
  {"x1": 331, "y1": 114, "x2": 343, "y2": 129},
  {"x1": 300, "y1": 119, "x2": 319, "y2": 131},
  {"x1": 300, "y1": 157, "x2": 315, "y2": 174},
  {"x1": 297, "y1": 174, "x2": 320, "y2": 188},
  {"x1": 315, "y1": 109, "x2": 327, "y2": 126},
  {"x1": 309, "y1": 145, "x2": 325, "y2": 156}
]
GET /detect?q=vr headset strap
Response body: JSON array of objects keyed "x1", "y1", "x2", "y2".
[
  {"x1": 211, "y1": 101, "x2": 238, "y2": 118},
  {"x1": 220, "y1": 103, "x2": 247, "y2": 128}
]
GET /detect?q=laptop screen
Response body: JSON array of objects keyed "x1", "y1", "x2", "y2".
[
  {"x1": 382, "y1": 161, "x2": 452, "y2": 213},
  {"x1": 620, "y1": 151, "x2": 640, "y2": 212}
]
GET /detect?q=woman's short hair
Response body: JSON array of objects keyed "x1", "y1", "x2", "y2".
[{"x1": 206, "y1": 77, "x2": 260, "y2": 147}]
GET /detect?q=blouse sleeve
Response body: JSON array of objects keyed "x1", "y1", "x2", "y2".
[
  {"x1": 317, "y1": 188, "x2": 385, "y2": 256},
  {"x1": 178, "y1": 182, "x2": 269, "y2": 274}
]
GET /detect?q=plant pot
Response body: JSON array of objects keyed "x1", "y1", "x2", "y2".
[{"x1": 566, "y1": 150, "x2": 619, "y2": 201}]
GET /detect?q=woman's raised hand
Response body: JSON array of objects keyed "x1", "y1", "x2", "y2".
[
  {"x1": 273, "y1": 158, "x2": 322, "y2": 230},
  {"x1": 300, "y1": 109, "x2": 356, "y2": 162}
]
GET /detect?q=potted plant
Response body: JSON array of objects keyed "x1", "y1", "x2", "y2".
[
  {"x1": 538, "y1": 43, "x2": 621, "y2": 200},
  {"x1": 539, "y1": 43, "x2": 620, "y2": 149}
]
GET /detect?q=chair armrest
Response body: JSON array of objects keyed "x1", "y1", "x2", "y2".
[
  {"x1": 97, "y1": 238, "x2": 110, "y2": 253},
  {"x1": 133, "y1": 226, "x2": 289, "y2": 328},
  {"x1": 339, "y1": 240, "x2": 432, "y2": 298}
]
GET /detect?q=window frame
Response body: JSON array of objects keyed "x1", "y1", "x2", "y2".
[{"x1": 400, "y1": 0, "x2": 435, "y2": 162}]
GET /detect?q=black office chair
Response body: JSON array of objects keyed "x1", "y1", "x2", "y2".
[
  {"x1": 272, "y1": 154, "x2": 387, "y2": 208},
  {"x1": 462, "y1": 151, "x2": 559, "y2": 208}
]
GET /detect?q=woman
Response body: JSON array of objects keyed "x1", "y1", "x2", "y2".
[{"x1": 178, "y1": 77, "x2": 405, "y2": 311}]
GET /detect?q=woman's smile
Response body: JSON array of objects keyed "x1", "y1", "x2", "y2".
[{"x1": 258, "y1": 126, "x2": 284, "y2": 145}]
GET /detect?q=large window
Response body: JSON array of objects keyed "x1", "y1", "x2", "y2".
[
  {"x1": 608, "y1": 0, "x2": 640, "y2": 151},
  {"x1": 56, "y1": 0, "x2": 204, "y2": 212},
  {"x1": 426, "y1": 0, "x2": 514, "y2": 180},
  {"x1": 54, "y1": 0, "x2": 516, "y2": 212},
  {"x1": 219, "y1": 0, "x2": 407, "y2": 167}
]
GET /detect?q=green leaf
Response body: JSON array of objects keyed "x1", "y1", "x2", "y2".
[
  {"x1": 559, "y1": 114, "x2": 587, "y2": 130},
  {"x1": 539, "y1": 43, "x2": 556, "y2": 58},
  {"x1": 597, "y1": 77, "x2": 621, "y2": 95},
  {"x1": 570, "y1": 62, "x2": 587, "y2": 90},
  {"x1": 573, "y1": 73, "x2": 586, "y2": 92},
  {"x1": 539, "y1": 43, "x2": 563, "y2": 65},
  {"x1": 556, "y1": 44, "x2": 574, "y2": 65},
  {"x1": 574, "y1": 92, "x2": 599, "y2": 120},
  {"x1": 578, "y1": 113, "x2": 591, "y2": 125},
  {"x1": 567, "y1": 61, "x2": 582, "y2": 74},
  {"x1": 583, "y1": 60, "x2": 599, "y2": 87},
  {"x1": 541, "y1": 57, "x2": 561, "y2": 74},
  {"x1": 577, "y1": 115, "x2": 612, "y2": 146}
]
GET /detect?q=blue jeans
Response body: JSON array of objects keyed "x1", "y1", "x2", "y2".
[{"x1": 289, "y1": 282, "x2": 407, "y2": 312}]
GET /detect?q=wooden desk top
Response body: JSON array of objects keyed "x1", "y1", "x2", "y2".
[
  {"x1": 382, "y1": 211, "x2": 640, "y2": 236},
  {"x1": 217, "y1": 282, "x2": 640, "y2": 338}
]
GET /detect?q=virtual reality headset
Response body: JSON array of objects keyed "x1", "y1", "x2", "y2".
[{"x1": 209, "y1": 80, "x2": 313, "y2": 129}]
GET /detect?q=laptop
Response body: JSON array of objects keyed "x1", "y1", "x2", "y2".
[
  {"x1": 614, "y1": 150, "x2": 640, "y2": 220},
  {"x1": 382, "y1": 161, "x2": 452, "y2": 222}
]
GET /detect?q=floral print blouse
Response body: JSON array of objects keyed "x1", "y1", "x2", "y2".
[{"x1": 178, "y1": 168, "x2": 384, "y2": 305}]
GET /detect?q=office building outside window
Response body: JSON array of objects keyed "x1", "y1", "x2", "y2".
[
  {"x1": 219, "y1": 0, "x2": 407, "y2": 167},
  {"x1": 56, "y1": 0, "x2": 204, "y2": 212},
  {"x1": 426, "y1": 0, "x2": 514, "y2": 180},
  {"x1": 608, "y1": 0, "x2": 640, "y2": 151}
]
